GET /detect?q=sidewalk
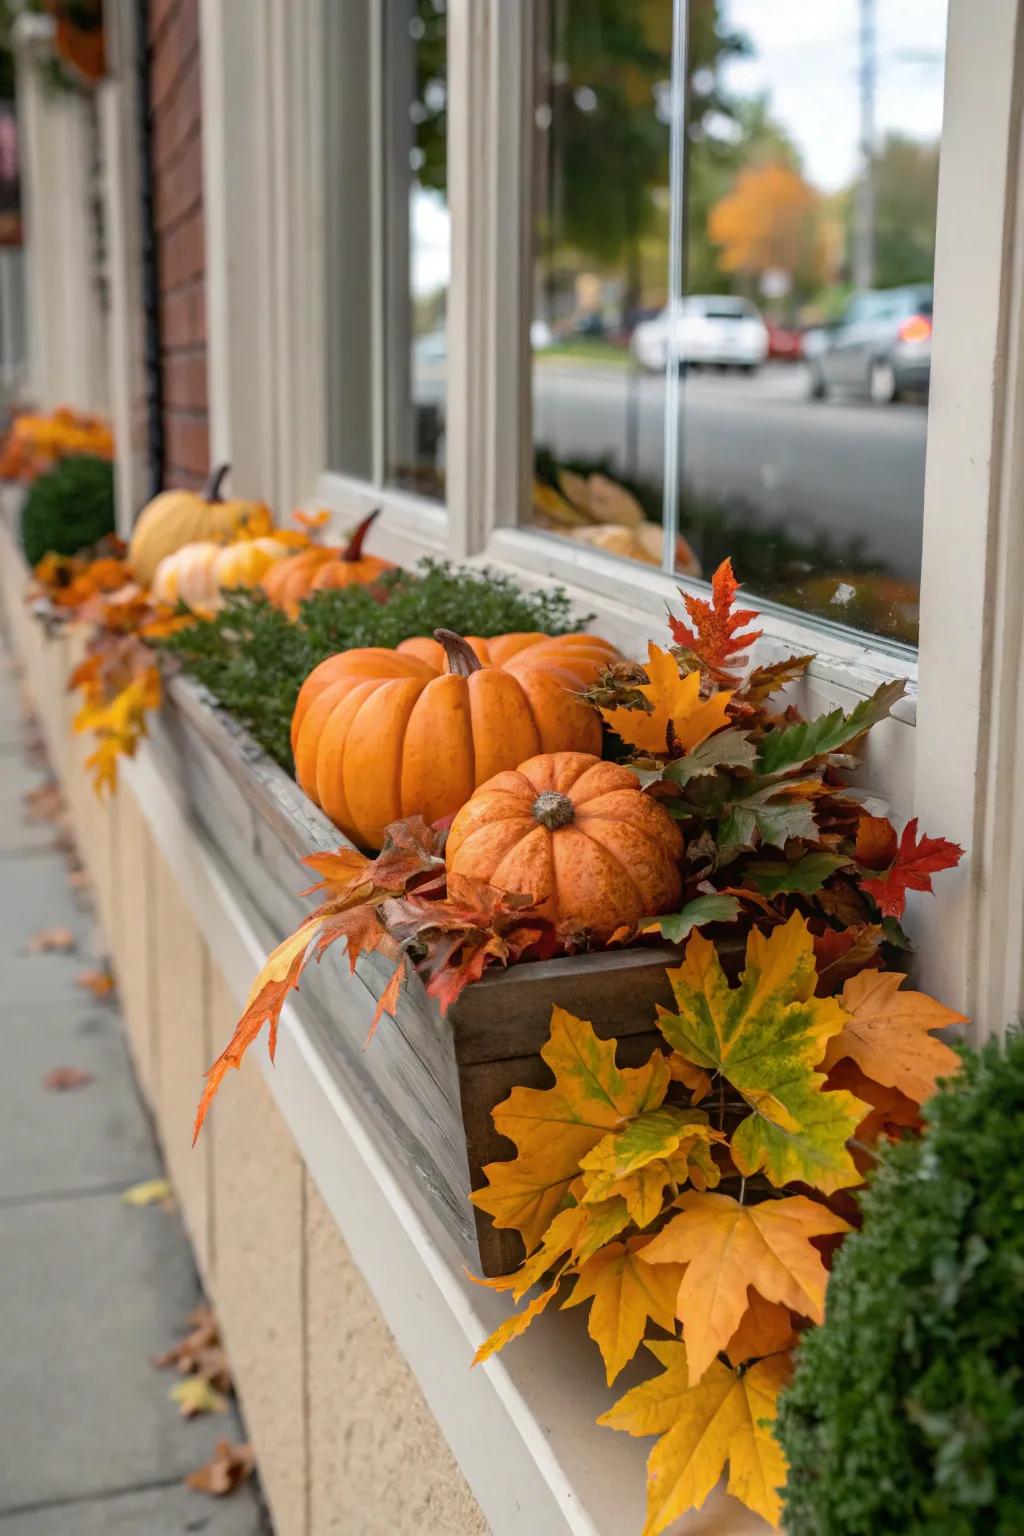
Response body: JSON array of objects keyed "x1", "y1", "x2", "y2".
[{"x1": 0, "y1": 646, "x2": 269, "y2": 1535}]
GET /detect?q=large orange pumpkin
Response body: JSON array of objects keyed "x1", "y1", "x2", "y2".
[
  {"x1": 445, "y1": 751, "x2": 684, "y2": 937},
  {"x1": 310, "y1": 508, "x2": 394, "y2": 592},
  {"x1": 291, "y1": 629, "x2": 621, "y2": 850}
]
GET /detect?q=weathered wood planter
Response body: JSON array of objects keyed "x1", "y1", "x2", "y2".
[{"x1": 156, "y1": 672, "x2": 689, "y2": 1276}]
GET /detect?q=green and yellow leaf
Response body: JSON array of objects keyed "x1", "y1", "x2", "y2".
[
  {"x1": 656, "y1": 914, "x2": 867, "y2": 1192},
  {"x1": 471, "y1": 1007, "x2": 670, "y2": 1253}
]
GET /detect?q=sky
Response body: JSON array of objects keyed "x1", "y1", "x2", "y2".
[{"x1": 721, "y1": 0, "x2": 948, "y2": 191}]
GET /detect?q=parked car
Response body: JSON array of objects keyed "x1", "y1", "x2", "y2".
[
  {"x1": 766, "y1": 322, "x2": 804, "y2": 361},
  {"x1": 807, "y1": 284, "x2": 933, "y2": 404},
  {"x1": 631, "y1": 295, "x2": 769, "y2": 373}
]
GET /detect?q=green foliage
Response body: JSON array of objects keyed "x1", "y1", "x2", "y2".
[
  {"x1": 777, "y1": 1033, "x2": 1024, "y2": 1536},
  {"x1": 158, "y1": 560, "x2": 586, "y2": 771},
  {"x1": 756, "y1": 679, "x2": 907, "y2": 776},
  {"x1": 21, "y1": 455, "x2": 115, "y2": 566}
]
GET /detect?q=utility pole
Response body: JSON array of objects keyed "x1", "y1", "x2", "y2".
[{"x1": 853, "y1": 0, "x2": 876, "y2": 291}]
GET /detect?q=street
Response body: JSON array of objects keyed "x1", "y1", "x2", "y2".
[{"x1": 532, "y1": 360, "x2": 928, "y2": 580}]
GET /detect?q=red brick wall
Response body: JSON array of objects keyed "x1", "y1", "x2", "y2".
[{"x1": 149, "y1": 0, "x2": 208, "y2": 489}]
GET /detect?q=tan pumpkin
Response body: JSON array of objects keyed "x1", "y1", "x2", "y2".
[
  {"x1": 445, "y1": 751, "x2": 684, "y2": 937},
  {"x1": 568, "y1": 520, "x2": 700, "y2": 574},
  {"x1": 310, "y1": 508, "x2": 394, "y2": 592},
  {"x1": 153, "y1": 536, "x2": 289, "y2": 613},
  {"x1": 213, "y1": 537, "x2": 290, "y2": 590},
  {"x1": 129, "y1": 464, "x2": 274, "y2": 586},
  {"x1": 291, "y1": 629, "x2": 621, "y2": 850}
]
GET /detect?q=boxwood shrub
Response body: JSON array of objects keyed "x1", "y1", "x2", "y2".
[
  {"x1": 777, "y1": 1031, "x2": 1024, "y2": 1536},
  {"x1": 21, "y1": 455, "x2": 116, "y2": 566}
]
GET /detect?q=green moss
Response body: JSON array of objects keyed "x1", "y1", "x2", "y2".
[
  {"x1": 777, "y1": 1032, "x2": 1024, "y2": 1536},
  {"x1": 21, "y1": 455, "x2": 116, "y2": 566},
  {"x1": 158, "y1": 559, "x2": 587, "y2": 771}
]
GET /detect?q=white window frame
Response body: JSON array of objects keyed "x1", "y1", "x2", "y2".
[{"x1": 199, "y1": 0, "x2": 1024, "y2": 1028}]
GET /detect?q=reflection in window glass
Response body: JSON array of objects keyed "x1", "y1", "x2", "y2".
[
  {"x1": 383, "y1": 0, "x2": 449, "y2": 500},
  {"x1": 529, "y1": 1, "x2": 675, "y2": 569},
  {"x1": 527, "y1": 1, "x2": 947, "y2": 647}
]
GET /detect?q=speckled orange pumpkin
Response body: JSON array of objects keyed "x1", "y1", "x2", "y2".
[
  {"x1": 290, "y1": 630, "x2": 621, "y2": 850},
  {"x1": 445, "y1": 751, "x2": 684, "y2": 937}
]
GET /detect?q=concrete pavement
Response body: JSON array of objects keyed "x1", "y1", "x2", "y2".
[{"x1": 0, "y1": 650, "x2": 269, "y2": 1535}]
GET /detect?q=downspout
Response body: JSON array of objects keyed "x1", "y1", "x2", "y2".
[{"x1": 133, "y1": 0, "x2": 162, "y2": 496}]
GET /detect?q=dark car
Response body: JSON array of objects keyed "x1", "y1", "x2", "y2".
[{"x1": 807, "y1": 285, "x2": 933, "y2": 404}]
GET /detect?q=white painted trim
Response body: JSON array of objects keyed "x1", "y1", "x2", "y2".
[
  {"x1": 119, "y1": 734, "x2": 762, "y2": 1536},
  {"x1": 912, "y1": 0, "x2": 1024, "y2": 1022}
]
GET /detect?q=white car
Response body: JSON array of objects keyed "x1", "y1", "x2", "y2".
[{"x1": 631, "y1": 295, "x2": 769, "y2": 374}]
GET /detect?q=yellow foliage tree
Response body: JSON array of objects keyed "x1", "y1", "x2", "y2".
[{"x1": 708, "y1": 162, "x2": 824, "y2": 291}]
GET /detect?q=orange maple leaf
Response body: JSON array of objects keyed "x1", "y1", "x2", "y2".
[
  {"x1": 668, "y1": 559, "x2": 762, "y2": 679},
  {"x1": 823, "y1": 969, "x2": 964, "y2": 1106}
]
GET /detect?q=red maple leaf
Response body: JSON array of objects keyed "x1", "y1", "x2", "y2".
[
  {"x1": 668, "y1": 558, "x2": 762, "y2": 680},
  {"x1": 857, "y1": 816, "x2": 963, "y2": 918}
]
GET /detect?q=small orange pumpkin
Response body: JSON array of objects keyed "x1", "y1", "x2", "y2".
[
  {"x1": 445, "y1": 751, "x2": 684, "y2": 937},
  {"x1": 310, "y1": 508, "x2": 393, "y2": 592},
  {"x1": 260, "y1": 544, "x2": 341, "y2": 614},
  {"x1": 291, "y1": 629, "x2": 621, "y2": 850}
]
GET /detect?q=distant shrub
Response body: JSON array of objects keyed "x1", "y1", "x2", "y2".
[{"x1": 21, "y1": 455, "x2": 116, "y2": 566}]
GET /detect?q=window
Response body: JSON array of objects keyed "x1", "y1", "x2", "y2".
[
  {"x1": 522, "y1": 0, "x2": 948, "y2": 648},
  {"x1": 325, "y1": 0, "x2": 449, "y2": 501}
]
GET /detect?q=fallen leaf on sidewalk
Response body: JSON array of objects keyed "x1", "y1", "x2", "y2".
[
  {"x1": 185, "y1": 1440, "x2": 255, "y2": 1496},
  {"x1": 24, "y1": 782, "x2": 64, "y2": 822},
  {"x1": 121, "y1": 1178, "x2": 173, "y2": 1208},
  {"x1": 154, "y1": 1305, "x2": 231, "y2": 1392},
  {"x1": 27, "y1": 927, "x2": 76, "y2": 953},
  {"x1": 169, "y1": 1376, "x2": 228, "y2": 1418},
  {"x1": 42, "y1": 1067, "x2": 94, "y2": 1091},
  {"x1": 75, "y1": 967, "x2": 115, "y2": 999}
]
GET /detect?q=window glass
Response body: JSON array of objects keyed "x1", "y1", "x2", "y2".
[
  {"x1": 525, "y1": 0, "x2": 948, "y2": 648},
  {"x1": 383, "y1": 0, "x2": 449, "y2": 500},
  {"x1": 324, "y1": 0, "x2": 448, "y2": 499},
  {"x1": 528, "y1": 1, "x2": 674, "y2": 571}
]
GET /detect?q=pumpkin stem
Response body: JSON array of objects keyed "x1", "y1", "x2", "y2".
[
  {"x1": 203, "y1": 463, "x2": 230, "y2": 503},
  {"x1": 343, "y1": 506, "x2": 382, "y2": 562},
  {"x1": 532, "y1": 791, "x2": 576, "y2": 830},
  {"x1": 434, "y1": 629, "x2": 483, "y2": 677}
]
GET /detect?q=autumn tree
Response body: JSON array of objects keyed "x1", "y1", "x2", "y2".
[{"x1": 708, "y1": 161, "x2": 824, "y2": 295}]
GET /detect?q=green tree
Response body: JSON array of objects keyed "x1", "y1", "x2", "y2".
[{"x1": 870, "y1": 133, "x2": 940, "y2": 289}]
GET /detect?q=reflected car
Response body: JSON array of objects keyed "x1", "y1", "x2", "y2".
[
  {"x1": 808, "y1": 285, "x2": 933, "y2": 404},
  {"x1": 766, "y1": 322, "x2": 804, "y2": 361},
  {"x1": 630, "y1": 296, "x2": 769, "y2": 373}
]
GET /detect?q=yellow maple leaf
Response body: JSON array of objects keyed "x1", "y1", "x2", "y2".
[
  {"x1": 600, "y1": 643, "x2": 733, "y2": 756},
  {"x1": 824, "y1": 970, "x2": 965, "y2": 1106},
  {"x1": 639, "y1": 1190, "x2": 849, "y2": 1384},
  {"x1": 120, "y1": 1178, "x2": 173, "y2": 1208},
  {"x1": 470, "y1": 1006, "x2": 670, "y2": 1254},
  {"x1": 563, "y1": 1236, "x2": 684, "y2": 1385},
  {"x1": 169, "y1": 1376, "x2": 228, "y2": 1418},
  {"x1": 600, "y1": 1339, "x2": 790, "y2": 1531},
  {"x1": 657, "y1": 913, "x2": 867, "y2": 1192},
  {"x1": 724, "y1": 1289, "x2": 798, "y2": 1368}
]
